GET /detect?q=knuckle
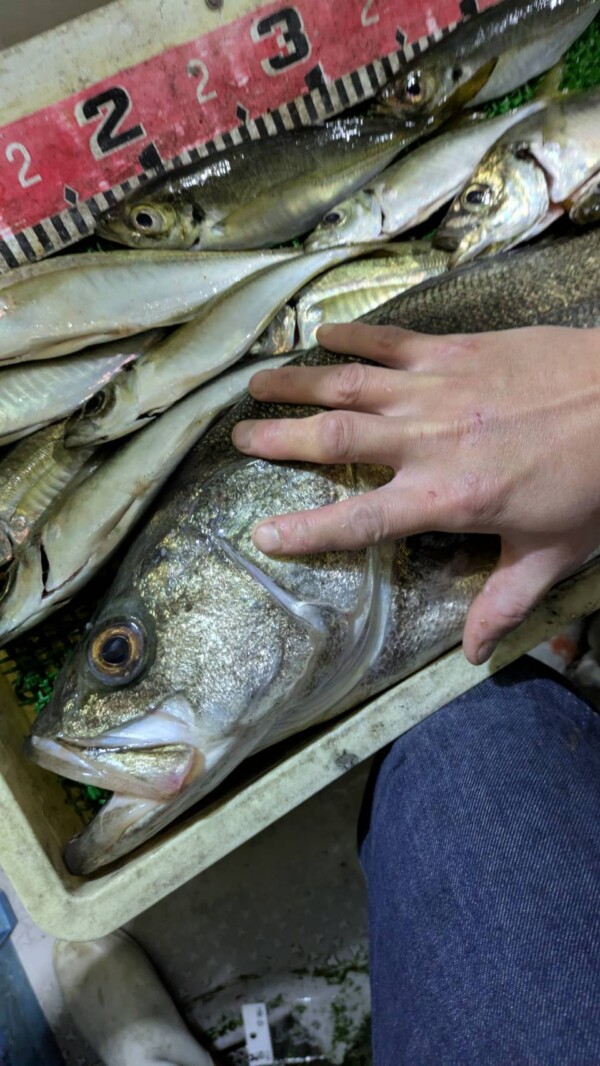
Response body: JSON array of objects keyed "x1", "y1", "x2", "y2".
[
  {"x1": 350, "y1": 502, "x2": 388, "y2": 545},
  {"x1": 452, "y1": 470, "x2": 495, "y2": 526},
  {"x1": 332, "y1": 362, "x2": 369, "y2": 406},
  {"x1": 319, "y1": 411, "x2": 355, "y2": 460},
  {"x1": 426, "y1": 333, "x2": 479, "y2": 364},
  {"x1": 374, "y1": 327, "x2": 402, "y2": 356}
]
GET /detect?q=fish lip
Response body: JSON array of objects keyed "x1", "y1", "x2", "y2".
[
  {"x1": 432, "y1": 229, "x2": 461, "y2": 253},
  {"x1": 27, "y1": 695, "x2": 206, "y2": 799}
]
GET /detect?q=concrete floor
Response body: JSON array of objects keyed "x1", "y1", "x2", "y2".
[
  {"x1": 0, "y1": 1, "x2": 112, "y2": 50},
  {"x1": 0, "y1": 763, "x2": 373, "y2": 1064}
]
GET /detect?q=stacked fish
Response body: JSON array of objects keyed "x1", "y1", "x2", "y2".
[{"x1": 0, "y1": 0, "x2": 597, "y2": 873}]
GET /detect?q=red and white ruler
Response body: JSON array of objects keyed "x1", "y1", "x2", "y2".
[{"x1": 0, "y1": 0, "x2": 499, "y2": 271}]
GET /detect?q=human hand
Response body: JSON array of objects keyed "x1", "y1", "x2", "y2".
[{"x1": 232, "y1": 323, "x2": 600, "y2": 664}]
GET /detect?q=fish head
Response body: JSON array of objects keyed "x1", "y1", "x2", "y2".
[
  {"x1": 65, "y1": 372, "x2": 152, "y2": 445},
  {"x1": 569, "y1": 178, "x2": 600, "y2": 226},
  {"x1": 305, "y1": 192, "x2": 383, "y2": 250},
  {"x1": 251, "y1": 304, "x2": 297, "y2": 356},
  {"x1": 24, "y1": 459, "x2": 337, "y2": 872},
  {"x1": 96, "y1": 191, "x2": 203, "y2": 250},
  {"x1": 376, "y1": 54, "x2": 497, "y2": 126},
  {"x1": 434, "y1": 144, "x2": 550, "y2": 266}
]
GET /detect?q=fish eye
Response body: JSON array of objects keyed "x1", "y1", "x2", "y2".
[
  {"x1": 402, "y1": 71, "x2": 423, "y2": 103},
  {"x1": 462, "y1": 183, "x2": 493, "y2": 210},
  {"x1": 452, "y1": 65, "x2": 463, "y2": 82},
  {"x1": 87, "y1": 619, "x2": 148, "y2": 686},
  {"x1": 323, "y1": 211, "x2": 341, "y2": 226},
  {"x1": 83, "y1": 390, "x2": 108, "y2": 417},
  {"x1": 130, "y1": 206, "x2": 168, "y2": 235}
]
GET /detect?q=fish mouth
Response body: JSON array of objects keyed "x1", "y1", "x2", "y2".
[
  {"x1": 432, "y1": 228, "x2": 461, "y2": 253},
  {"x1": 26, "y1": 694, "x2": 206, "y2": 801}
]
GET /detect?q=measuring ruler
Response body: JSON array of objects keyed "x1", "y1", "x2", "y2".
[{"x1": 0, "y1": 0, "x2": 499, "y2": 271}]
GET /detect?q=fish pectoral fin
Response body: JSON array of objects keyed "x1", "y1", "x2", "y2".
[{"x1": 456, "y1": 57, "x2": 499, "y2": 109}]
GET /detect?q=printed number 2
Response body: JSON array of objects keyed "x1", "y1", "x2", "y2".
[
  {"x1": 251, "y1": 8, "x2": 311, "y2": 75},
  {"x1": 75, "y1": 87, "x2": 146, "y2": 160},
  {"x1": 361, "y1": 0, "x2": 379, "y2": 26},
  {"x1": 5, "y1": 142, "x2": 42, "y2": 188},
  {"x1": 187, "y1": 59, "x2": 217, "y2": 105}
]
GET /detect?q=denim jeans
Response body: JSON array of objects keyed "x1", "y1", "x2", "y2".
[{"x1": 359, "y1": 657, "x2": 600, "y2": 1065}]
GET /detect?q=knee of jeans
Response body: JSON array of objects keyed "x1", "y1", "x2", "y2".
[{"x1": 357, "y1": 655, "x2": 597, "y2": 861}]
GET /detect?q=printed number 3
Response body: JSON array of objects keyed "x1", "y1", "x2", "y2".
[
  {"x1": 5, "y1": 142, "x2": 42, "y2": 188},
  {"x1": 75, "y1": 86, "x2": 146, "y2": 160},
  {"x1": 251, "y1": 7, "x2": 312, "y2": 75}
]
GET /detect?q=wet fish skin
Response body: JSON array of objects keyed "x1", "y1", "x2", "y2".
[
  {"x1": 436, "y1": 86, "x2": 600, "y2": 265},
  {"x1": 0, "y1": 356, "x2": 288, "y2": 646},
  {"x1": 0, "y1": 249, "x2": 300, "y2": 365},
  {"x1": 27, "y1": 230, "x2": 600, "y2": 875},
  {"x1": 376, "y1": 0, "x2": 599, "y2": 125},
  {"x1": 0, "y1": 332, "x2": 163, "y2": 446},
  {"x1": 305, "y1": 102, "x2": 545, "y2": 250},
  {"x1": 569, "y1": 171, "x2": 600, "y2": 223},
  {"x1": 64, "y1": 245, "x2": 373, "y2": 447},
  {"x1": 95, "y1": 119, "x2": 415, "y2": 251},
  {"x1": 252, "y1": 244, "x2": 449, "y2": 355}
]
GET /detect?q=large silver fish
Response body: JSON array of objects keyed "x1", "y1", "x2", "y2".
[
  {"x1": 0, "y1": 249, "x2": 299, "y2": 365},
  {"x1": 27, "y1": 230, "x2": 600, "y2": 875},
  {"x1": 95, "y1": 119, "x2": 414, "y2": 251},
  {"x1": 376, "y1": 0, "x2": 599, "y2": 124},
  {"x1": 436, "y1": 85, "x2": 600, "y2": 265}
]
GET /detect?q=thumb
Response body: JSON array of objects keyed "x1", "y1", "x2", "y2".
[{"x1": 463, "y1": 539, "x2": 578, "y2": 666}]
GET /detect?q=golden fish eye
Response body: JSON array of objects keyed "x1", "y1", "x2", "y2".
[
  {"x1": 88, "y1": 620, "x2": 147, "y2": 686},
  {"x1": 129, "y1": 206, "x2": 169, "y2": 235}
]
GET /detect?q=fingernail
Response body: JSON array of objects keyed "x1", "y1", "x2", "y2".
[
  {"x1": 232, "y1": 421, "x2": 254, "y2": 451},
  {"x1": 249, "y1": 371, "x2": 270, "y2": 397},
  {"x1": 253, "y1": 522, "x2": 282, "y2": 554},
  {"x1": 476, "y1": 640, "x2": 496, "y2": 665}
]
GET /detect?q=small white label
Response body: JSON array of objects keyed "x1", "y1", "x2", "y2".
[{"x1": 242, "y1": 1002, "x2": 274, "y2": 1065}]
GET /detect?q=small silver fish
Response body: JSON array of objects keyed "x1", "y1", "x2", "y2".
[
  {"x1": 376, "y1": 0, "x2": 599, "y2": 124},
  {"x1": 252, "y1": 244, "x2": 449, "y2": 355},
  {"x1": 0, "y1": 356, "x2": 287, "y2": 645},
  {"x1": 305, "y1": 102, "x2": 545, "y2": 250},
  {"x1": 65, "y1": 245, "x2": 372, "y2": 447},
  {"x1": 0, "y1": 332, "x2": 163, "y2": 445},
  {"x1": 95, "y1": 119, "x2": 414, "y2": 250},
  {"x1": 436, "y1": 86, "x2": 600, "y2": 265},
  {"x1": 0, "y1": 249, "x2": 300, "y2": 365}
]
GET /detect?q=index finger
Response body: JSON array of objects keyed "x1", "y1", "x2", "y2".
[{"x1": 316, "y1": 323, "x2": 429, "y2": 369}]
